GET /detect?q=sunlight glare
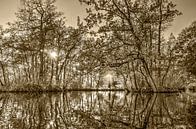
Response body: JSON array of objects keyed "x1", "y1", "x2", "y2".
[
  {"x1": 105, "y1": 73, "x2": 113, "y2": 83},
  {"x1": 49, "y1": 51, "x2": 57, "y2": 59}
]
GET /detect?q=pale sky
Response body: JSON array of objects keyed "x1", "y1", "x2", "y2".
[
  {"x1": 165, "y1": 0, "x2": 196, "y2": 38},
  {"x1": 0, "y1": 0, "x2": 86, "y2": 28},
  {"x1": 0, "y1": 0, "x2": 196, "y2": 38}
]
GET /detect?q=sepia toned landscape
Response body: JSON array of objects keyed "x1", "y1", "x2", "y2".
[{"x1": 0, "y1": 0, "x2": 196, "y2": 128}]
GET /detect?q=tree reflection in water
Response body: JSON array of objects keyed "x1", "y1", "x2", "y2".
[{"x1": 0, "y1": 92, "x2": 194, "y2": 129}]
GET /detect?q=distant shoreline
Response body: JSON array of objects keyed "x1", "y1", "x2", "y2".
[{"x1": 0, "y1": 87, "x2": 186, "y2": 93}]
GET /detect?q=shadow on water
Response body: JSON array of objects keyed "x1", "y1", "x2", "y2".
[{"x1": 0, "y1": 92, "x2": 195, "y2": 129}]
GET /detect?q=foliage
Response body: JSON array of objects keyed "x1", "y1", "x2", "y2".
[
  {"x1": 176, "y1": 21, "x2": 196, "y2": 76},
  {"x1": 0, "y1": 0, "x2": 195, "y2": 91},
  {"x1": 1, "y1": 0, "x2": 84, "y2": 89},
  {"x1": 79, "y1": 0, "x2": 181, "y2": 90}
]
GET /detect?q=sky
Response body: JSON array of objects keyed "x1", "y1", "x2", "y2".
[
  {"x1": 0, "y1": 0, "x2": 87, "y2": 28},
  {"x1": 165, "y1": 0, "x2": 196, "y2": 38},
  {"x1": 0, "y1": 0, "x2": 196, "y2": 38}
]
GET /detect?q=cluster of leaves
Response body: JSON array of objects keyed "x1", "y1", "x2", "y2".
[{"x1": 175, "y1": 21, "x2": 196, "y2": 76}]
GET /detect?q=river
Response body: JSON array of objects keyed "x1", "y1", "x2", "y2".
[{"x1": 0, "y1": 91, "x2": 195, "y2": 129}]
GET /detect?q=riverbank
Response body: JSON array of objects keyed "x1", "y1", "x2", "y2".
[
  {"x1": 0, "y1": 83, "x2": 125, "y2": 92},
  {"x1": 0, "y1": 88, "x2": 125, "y2": 93},
  {"x1": 0, "y1": 84, "x2": 186, "y2": 93},
  {"x1": 130, "y1": 87, "x2": 186, "y2": 93},
  {"x1": 0, "y1": 88, "x2": 186, "y2": 93}
]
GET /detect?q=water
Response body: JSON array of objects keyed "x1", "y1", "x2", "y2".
[{"x1": 0, "y1": 92, "x2": 195, "y2": 129}]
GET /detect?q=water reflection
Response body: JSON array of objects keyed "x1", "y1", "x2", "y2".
[{"x1": 0, "y1": 92, "x2": 195, "y2": 129}]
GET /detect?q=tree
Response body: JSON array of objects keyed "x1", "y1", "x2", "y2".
[
  {"x1": 79, "y1": 0, "x2": 181, "y2": 91},
  {"x1": 4, "y1": 0, "x2": 64, "y2": 84},
  {"x1": 0, "y1": 26, "x2": 7, "y2": 86},
  {"x1": 176, "y1": 21, "x2": 196, "y2": 77},
  {"x1": 2, "y1": 0, "x2": 84, "y2": 89}
]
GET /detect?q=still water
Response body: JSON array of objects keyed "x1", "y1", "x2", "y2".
[{"x1": 0, "y1": 92, "x2": 195, "y2": 129}]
